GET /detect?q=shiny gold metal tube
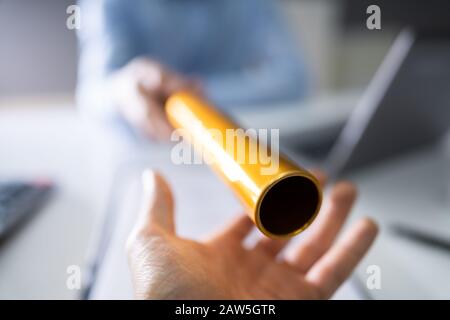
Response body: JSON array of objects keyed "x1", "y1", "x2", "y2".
[{"x1": 165, "y1": 91, "x2": 322, "y2": 238}]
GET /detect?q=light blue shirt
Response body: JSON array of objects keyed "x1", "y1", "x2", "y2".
[{"x1": 77, "y1": 0, "x2": 309, "y2": 119}]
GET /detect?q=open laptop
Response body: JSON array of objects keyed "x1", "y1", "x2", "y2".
[{"x1": 287, "y1": 29, "x2": 450, "y2": 178}]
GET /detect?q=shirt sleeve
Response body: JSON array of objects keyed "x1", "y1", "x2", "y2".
[
  {"x1": 203, "y1": 0, "x2": 309, "y2": 108},
  {"x1": 76, "y1": 0, "x2": 141, "y2": 120}
]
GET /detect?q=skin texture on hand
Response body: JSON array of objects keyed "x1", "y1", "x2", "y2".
[
  {"x1": 110, "y1": 58, "x2": 202, "y2": 141},
  {"x1": 126, "y1": 170, "x2": 378, "y2": 299}
]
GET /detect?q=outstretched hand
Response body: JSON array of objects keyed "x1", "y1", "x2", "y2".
[{"x1": 126, "y1": 170, "x2": 378, "y2": 299}]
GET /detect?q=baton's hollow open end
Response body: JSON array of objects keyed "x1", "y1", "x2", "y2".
[{"x1": 255, "y1": 173, "x2": 322, "y2": 239}]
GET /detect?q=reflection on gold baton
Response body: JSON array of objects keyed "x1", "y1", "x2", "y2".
[{"x1": 166, "y1": 91, "x2": 322, "y2": 238}]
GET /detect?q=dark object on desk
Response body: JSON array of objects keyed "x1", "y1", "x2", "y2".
[
  {"x1": 392, "y1": 224, "x2": 450, "y2": 252},
  {"x1": 0, "y1": 180, "x2": 53, "y2": 241}
]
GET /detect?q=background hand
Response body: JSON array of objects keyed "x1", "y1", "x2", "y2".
[
  {"x1": 127, "y1": 170, "x2": 378, "y2": 299},
  {"x1": 111, "y1": 58, "x2": 201, "y2": 141}
]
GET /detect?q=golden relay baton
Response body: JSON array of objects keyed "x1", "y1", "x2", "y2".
[{"x1": 165, "y1": 91, "x2": 322, "y2": 238}]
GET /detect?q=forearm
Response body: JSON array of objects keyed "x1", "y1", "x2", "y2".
[{"x1": 76, "y1": 74, "x2": 122, "y2": 122}]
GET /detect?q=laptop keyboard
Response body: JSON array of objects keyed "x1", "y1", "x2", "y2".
[{"x1": 0, "y1": 181, "x2": 53, "y2": 240}]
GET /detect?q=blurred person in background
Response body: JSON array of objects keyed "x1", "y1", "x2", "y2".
[
  {"x1": 76, "y1": 0, "x2": 308, "y2": 141},
  {"x1": 76, "y1": 0, "x2": 379, "y2": 299}
]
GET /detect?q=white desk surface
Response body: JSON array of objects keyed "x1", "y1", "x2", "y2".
[
  {"x1": 0, "y1": 104, "x2": 124, "y2": 299},
  {"x1": 349, "y1": 143, "x2": 450, "y2": 299},
  {"x1": 1, "y1": 103, "x2": 449, "y2": 299}
]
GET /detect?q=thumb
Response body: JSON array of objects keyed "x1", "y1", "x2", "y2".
[{"x1": 135, "y1": 170, "x2": 175, "y2": 235}]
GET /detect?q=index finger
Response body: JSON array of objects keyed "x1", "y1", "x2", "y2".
[
  {"x1": 305, "y1": 218, "x2": 378, "y2": 299},
  {"x1": 309, "y1": 168, "x2": 328, "y2": 187}
]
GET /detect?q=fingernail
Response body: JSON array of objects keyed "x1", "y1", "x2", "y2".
[{"x1": 142, "y1": 169, "x2": 156, "y2": 197}]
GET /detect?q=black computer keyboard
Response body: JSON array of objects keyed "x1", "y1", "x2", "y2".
[{"x1": 0, "y1": 181, "x2": 53, "y2": 240}]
